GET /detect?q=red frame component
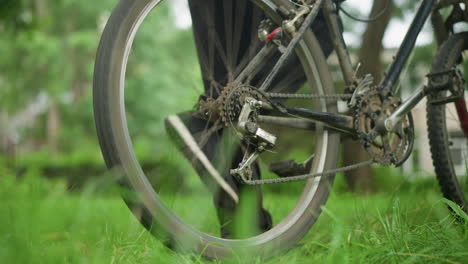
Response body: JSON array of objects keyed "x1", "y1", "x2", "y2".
[
  {"x1": 455, "y1": 98, "x2": 468, "y2": 138},
  {"x1": 266, "y1": 27, "x2": 282, "y2": 43}
]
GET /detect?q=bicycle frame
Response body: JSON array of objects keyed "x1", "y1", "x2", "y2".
[
  {"x1": 261, "y1": 0, "x2": 465, "y2": 134},
  {"x1": 244, "y1": 0, "x2": 467, "y2": 140},
  {"x1": 324, "y1": 0, "x2": 438, "y2": 132}
]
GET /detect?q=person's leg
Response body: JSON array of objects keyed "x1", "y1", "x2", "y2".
[{"x1": 177, "y1": 0, "x2": 335, "y2": 236}]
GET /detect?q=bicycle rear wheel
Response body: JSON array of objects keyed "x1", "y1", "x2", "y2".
[
  {"x1": 93, "y1": 0, "x2": 340, "y2": 258},
  {"x1": 427, "y1": 32, "x2": 468, "y2": 214}
]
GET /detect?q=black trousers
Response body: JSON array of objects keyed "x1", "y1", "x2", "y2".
[{"x1": 187, "y1": 0, "x2": 335, "y2": 236}]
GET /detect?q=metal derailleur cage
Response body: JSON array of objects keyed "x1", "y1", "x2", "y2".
[
  {"x1": 222, "y1": 85, "x2": 278, "y2": 183},
  {"x1": 427, "y1": 68, "x2": 465, "y2": 105},
  {"x1": 354, "y1": 88, "x2": 415, "y2": 166}
]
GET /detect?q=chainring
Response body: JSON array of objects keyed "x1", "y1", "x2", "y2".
[{"x1": 355, "y1": 89, "x2": 414, "y2": 166}]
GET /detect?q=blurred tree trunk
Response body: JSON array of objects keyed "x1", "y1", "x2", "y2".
[
  {"x1": 47, "y1": 101, "x2": 61, "y2": 152},
  {"x1": 0, "y1": 110, "x2": 16, "y2": 167},
  {"x1": 34, "y1": 0, "x2": 49, "y2": 18},
  {"x1": 35, "y1": 0, "x2": 61, "y2": 152},
  {"x1": 64, "y1": 8, "x2": 88, "y2": 103},
  {"x1": 343, "y1": 0, "x2": 394, "y2": 194},
  {"x1": 0, "y1": 111, "x2": 8, "y2": 155}
]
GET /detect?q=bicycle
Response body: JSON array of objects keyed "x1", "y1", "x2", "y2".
[{"x1": 93, "y1": 0, "x2": 468, "y2": 259}]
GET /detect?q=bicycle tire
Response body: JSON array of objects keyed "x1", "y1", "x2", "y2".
[{"x1": 427, "y1": 32, "x2": 468, "y2": 214}]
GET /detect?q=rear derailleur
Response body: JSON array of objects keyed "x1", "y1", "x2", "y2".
[{"x1": 229, "y1": 97, "x2": 277, "y2": 183}]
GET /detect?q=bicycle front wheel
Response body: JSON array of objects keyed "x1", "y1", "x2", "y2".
[{"x1": 93, "y1": 0, "x2": 340, "y2": 258}]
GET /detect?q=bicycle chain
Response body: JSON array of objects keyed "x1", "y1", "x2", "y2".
[
  {"x1": 265, "y1": 92, "x2": 352, "y2": 100},
  {"x1": 241, "y1": 160, "x2": 374, "y2": 185},
  {"x1": 216, "y1": 87, "x2": 352, "y2": 127}
]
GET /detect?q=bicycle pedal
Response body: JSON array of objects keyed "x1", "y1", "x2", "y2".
[
  {"x1": 429, "y1": 95, "x2": 464, "y2": 105},
  {"x1": 269, "y1": 159, "x2": 312, "y2": 177},
  {"x1": 427, "y1": 68, "x2": 465, "y2": 105}
]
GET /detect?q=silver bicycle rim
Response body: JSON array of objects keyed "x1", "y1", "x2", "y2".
[{"x1": 107, "y1": 0, "x2": 336, "y2": 256}]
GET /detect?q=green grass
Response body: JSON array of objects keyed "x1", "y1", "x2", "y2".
[{"x1": 1, "y1": 168, "x2": 467, "y2": 264}]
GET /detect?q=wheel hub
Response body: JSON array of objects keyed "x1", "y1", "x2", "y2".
[
  {"x1": 219, "y1": 83, "x2": 266, "y2": 127},
  {"x1": 198, "y1": 82, "x2": 266, "y2": 127}
]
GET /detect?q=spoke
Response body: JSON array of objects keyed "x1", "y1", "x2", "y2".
[
  {"x1": 248, "y1": 6, "x2": 265, "y2": 59},
  {"x1": 189, "y1": 0, "x2": 230, "y2": 85},
  {"x1": 209, "y1": 80, "x2": 223, "y2": 98},
  {"x1": 195, "y1": 120, "x2": 223, "y2": 150},
  {"x1": 190, "y1": 0, "x2": 268, "y2": 97},
  {"x1": 204, "y1": 10, "x2": 229, "y2": 76},
  {"x1": 188, "y1": 0, "x2": 224, "y2": 97},
  {"x1": 233, "y1": 2, "x2": 264, "y2": 79},
  {"x1": 223, "y1": 0, "x2": 234, "y2": 77},
  {"x1": 235, "y1": 44, "x2": 276, "y2": 83},
  {"x1": 188, "y1": 1, "x2": 210, "y2": 75},
  {"x1": 268, "y1": 62, "x2": 305, "y2": 93},
  {"x1": 234, "y1": 40, "x2": 263, "y2": 79},
  {"x1": 214, "y1": 128, "x2": 242, "y2": 180},
  {"x1": 231, "y1": 0, "x2": 248, "y2": 67}
]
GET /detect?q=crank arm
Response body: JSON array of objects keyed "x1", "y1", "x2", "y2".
[{"x1": 378, "y1": 86, "x2": 425, "y2": 133}]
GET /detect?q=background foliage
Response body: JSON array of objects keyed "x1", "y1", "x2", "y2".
[
  {"x1": 1, "y1": 0, "x2": 466, "y2": 263},
  {"x1": 0, "y1": 0, "x2": 435, "y2": 171}
]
